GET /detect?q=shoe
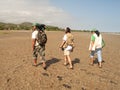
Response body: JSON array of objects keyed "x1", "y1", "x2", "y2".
[
  {"x1": 99, "y1": 65, "x2": 102, "y2": 68},
  {"x1": 43, "y1": 66, "x2": 47, "y2": 70},
  {"x1": 64, "y1": 63, "x2": 68, "y2": 66},
  {"x1": 69, "y1": 66, "x2": 73, "y2": 69},
  {"x1": 89, "y1": 63, "x2": 94, "y2": 66},
  {"x1": 42, "y1": 63, "x2": 47, "y2": 70},
  {"x1": 32, "y1": 64, "x2": 37, "y2": 67}
]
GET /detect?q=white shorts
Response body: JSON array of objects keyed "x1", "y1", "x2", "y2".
[
  {"x1": 64, "y1": 46, "x2": 72, "y2": 55},
  {"x1": 64, "y1": 46, "x2": 72, "y2": 51}
]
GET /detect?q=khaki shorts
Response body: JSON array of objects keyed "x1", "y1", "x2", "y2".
[{"x1": 64, "y1": 50, "x2": 70, "y2": 55}]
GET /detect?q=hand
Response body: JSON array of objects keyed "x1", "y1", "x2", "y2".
[
  {"x1": 61, "y1": 47, "x2": 64, "y2": 51},
  {"x1": 59, "y1": 46, "x2": 64, "y2": 51},
  {"x1": 59, "y1": 45, "x2": 62, "y2": 48}
]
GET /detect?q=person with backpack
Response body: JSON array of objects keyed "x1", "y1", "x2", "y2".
[
  {"x1": 32, "y1": 23, "x2": 47, "y2": 69},
  {"x1": 59, "y1": 27, "x2": 74, "y2": 69},
  {"x1": 89, "y1": 30, "x2": 103, "y2": 68}
]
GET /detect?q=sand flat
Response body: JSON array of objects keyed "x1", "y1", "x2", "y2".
[{"x1": 0, "y1": 30, "x2": 120, "y2": 90}]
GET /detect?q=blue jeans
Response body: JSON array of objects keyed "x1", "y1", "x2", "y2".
[{"x1": 90, "y1": 48, "x2": 102, "y2": 62}]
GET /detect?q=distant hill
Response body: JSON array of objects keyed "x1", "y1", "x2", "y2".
[
  {"x1": 0, "y1": 22, "x2": 62, "y2": 31},
  {"x1": 0, "y1": 22, "x2": 90, "y2": 32}
]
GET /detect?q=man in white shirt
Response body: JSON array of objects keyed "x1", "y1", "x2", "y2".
[{"x1": 32, "y1": 23, "x2": 46, "y2": 69}]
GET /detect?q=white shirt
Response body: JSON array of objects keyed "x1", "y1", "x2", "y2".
[
  {"x1": 89, "y1": 34, "x2": 102, "y2": 51},
  {"x1": 63, "y1": 34, "x2": 72, "y2": 51},
  {"x1": 94, "y1": 34, "x2": 102, "y2": 49},
  {"x1": 32, "y1": 30, "x2": 39, "y2": 46}
]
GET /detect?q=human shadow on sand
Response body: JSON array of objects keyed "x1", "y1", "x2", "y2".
[
  {"x1": 72, "y1": 58, "x2": 80, "y2": 66},
  {"x1": 45, "y1": 58, "x2": 60, "y2": 69},
  {"x1": 93, "y1": 58, "x2": 99, "y2": 64},
  {"x1": 94, "y1": 58, "x2": 105, "y2": 64}
]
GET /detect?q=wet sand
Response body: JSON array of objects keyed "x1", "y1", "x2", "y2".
[{"x1": 0, "y1": 30, "x2": 120, "y2": 90}]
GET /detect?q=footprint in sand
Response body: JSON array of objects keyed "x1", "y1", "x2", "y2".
[
  {"x1": 57, "y1": 76, "x2": 62, "y2": 81},
  {"x1": 42, "y1": 73, "x2": 49, "y2": 77},
  {"x1": 63, "y1": 84, "x2": 71, "y2": 89}
]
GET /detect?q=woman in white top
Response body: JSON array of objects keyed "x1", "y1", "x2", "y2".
[
  {"x1": 60, "y1": 27, "x2": 74, "y2": 69},
  {"x1": 89, "y1": 30, "x2": 103, "y2": 68}
]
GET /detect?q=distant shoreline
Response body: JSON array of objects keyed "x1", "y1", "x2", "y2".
[
  {"x1": 102, "y1": 32, "x2": 120, "y2": 35},
  {"x1": 0, "y1": 30, "x2": 120, "y2": 35}
]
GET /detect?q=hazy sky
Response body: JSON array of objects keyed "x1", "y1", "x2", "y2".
[{"x1": 0, "y1": 0, "x2": 120, "y2": 32}]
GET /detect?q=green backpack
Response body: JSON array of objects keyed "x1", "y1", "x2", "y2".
[{"x1": 102, "y1": 39, "x2": 105, "y2": 48}]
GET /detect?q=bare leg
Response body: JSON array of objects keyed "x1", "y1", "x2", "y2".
[
  {"x1": 67, "y1": 55, "x2": 73, "y2": 69},
  {"x1": 99, "y1": 62, "x2": 102, "y2": 68},
  {"x1": 33, "y1": 59, "x2": 37, "y2": 66},
  {"x1": 90, "y1": 57, "x2": 94, "y2": 65},
  {"x1": 64, "y1": 55, "x2": 68, "y2": 65},
  {"x1": 41, "y1": 56, "x2": 46, "y2": 69}
]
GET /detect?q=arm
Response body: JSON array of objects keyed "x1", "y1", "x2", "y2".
[
  {"x1": 32, "y1": 39, "x2": 36, "y2": 51},
  {"x1": 91, "y1": 41, "x2": 94, "y2": 48},
  {"x1": 89, "y1": 35, "x2": 95, "y2": 51},
  {"x1": 60, "y1": 34, "x2": 67, "y2": 48},
  {"x1": 32, "y1": 31, "x2": 38, "y2": 51},
  {"x1": 59, "y1": 40, "x2": 66, "y2": 48}
]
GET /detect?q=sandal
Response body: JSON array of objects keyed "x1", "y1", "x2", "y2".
[
  {"x1": 42, "y1": 63, "x2": 47, "y2": 70},
  {"x1": 89, "y1": 63, "x2": 94, "y2": 66},
  {"x1": 43, "y1": 66, "x2": 47, "y2": 70},
  {"x1": 99, "y1": 65, "x2": 102, "y2": 68},
  {"x1": 69, "y1": 66, "x2": 73, "y2": 69},
  {"x1": 64, "y1": 63, "x2": 68, "y2": 66},
  {"x1": 32, "y1": 64, "x2": 37, "y2": 67}
]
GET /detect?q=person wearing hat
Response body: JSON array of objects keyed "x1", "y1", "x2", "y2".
[{"x1": 31, "y1": 23, "x2": 47, "y2": 69}]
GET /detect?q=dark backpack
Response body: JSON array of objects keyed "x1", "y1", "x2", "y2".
[{"x1": 37, "y1": 31, "x2": 47, "y2": 46}]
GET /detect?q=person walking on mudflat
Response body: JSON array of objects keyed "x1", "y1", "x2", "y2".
[
  {"x1": 60, "y1": 27, "x2": 74, "y2": 69},
  {"x1": 31, "y1": 23, "x2": 47, "y2": 69},
  {"x1": 89, "y1": 30, "x2": 103, "y2": 68}
]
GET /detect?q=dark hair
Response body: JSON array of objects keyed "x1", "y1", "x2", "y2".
[
  {"x1": 65, "y1": 27, "x2": 71, "y2": 33},
  {"x1": 36, "y1": 24, "x2": 46, "y2": 31},
  {"x1": 95, "y1": 30, "x2": 100, "y2": 37}
]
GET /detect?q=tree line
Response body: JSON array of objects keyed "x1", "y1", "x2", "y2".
[
  {"x1": 0, "y1": 22, "x2": 63, "y2": 31},
  {"x1": 0, "y1": 22, "x2": 90, "y2": 32}
]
